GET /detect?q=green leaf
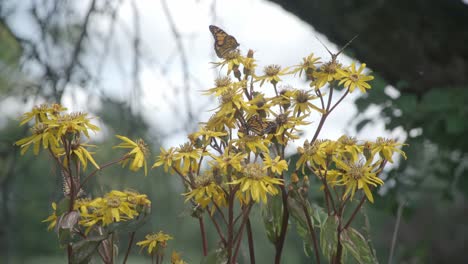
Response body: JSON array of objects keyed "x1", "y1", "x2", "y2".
[
  {"x1": 71, "y1": 235, "x2": 108, "y2": 264},
  {"x1": 200, "y1": 248, "x2": 227, "y2": 264},
  {"x1": 261, "y1": 194, "x2": 283, "y2": 244},
  {"x1": 287, "y1": 196, "x2": 316, "y2": 257},
  {"x1": 312, "y1": 204, "x2": 328, "y2": 227},
  {"x1": 341, "y1": 228, "x2": 378, "y2": 264},
  {"x1": 319, "y1": 216, "x2": 338, "y2": 261},
  {"x1": 287, "y1": 196, "x2": 311, "y2": 232}
]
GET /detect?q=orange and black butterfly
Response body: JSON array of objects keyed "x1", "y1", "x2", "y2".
[
  {"x1": 241, "y1": 115, "x2": 277, "y2": 136},
  {"x1": 209, "y1": 25, "x2": 240, "y2": 58}
]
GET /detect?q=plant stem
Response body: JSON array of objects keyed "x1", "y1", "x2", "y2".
[
  {"x1": 299, "y1": 200, "x2": 320, "y2": 264},
  {"x1": 388, "y1": 201, "x2": 405, "y2": 264},
  {"x1": 232, "y1": 205, "x2": 253, "y2": 263},
  {"x1": 274, "y1": 184, "x2": 289, "y2": 264},
  {"x1": 246, "y1": 219, "x2": 256, "y2": 264},
  {"x1": 343, "y1": 196, "x2": 366, "y2": 230},
  {"x1": 199, "y1": 217, "x2": 208, "y2": 256},
  {"x1": 80, "y1": 155, "x2": 129, "y2": 189},
  {"x1": 122, "y1": 232, "x2": 136, "y2": 264}
]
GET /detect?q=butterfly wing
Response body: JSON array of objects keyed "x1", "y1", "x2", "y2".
[
  {"x1": 244, "y1": 115, "x2": 277, "y2": 136},
  {"x1": 209, "y1": 25, "x2": 239, "y2": 58}
]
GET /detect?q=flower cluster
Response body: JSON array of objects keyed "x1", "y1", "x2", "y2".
[
  {"x1": 43, "y1": 190, "x2": 151, "y2": 233},
  {"x1": 296, "y1": 136, "x2": 406, "y2": 202}
]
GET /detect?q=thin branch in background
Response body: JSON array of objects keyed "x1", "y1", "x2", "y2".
[
  {"x1": 130, "y1": 0, "x2": 142, "y2": 109},
  {"x1": 161, "y1": 0, "x2": 195, "y2": 132},
  {"x1": 388, "y1": 200, "x2": 405, "y2": 264},
  {"x1": 58, "y1": 0, "x2": 97, "y2": 102},
  {"x1": 89, "y1": 0, "x2": 123, "y2": 100}
]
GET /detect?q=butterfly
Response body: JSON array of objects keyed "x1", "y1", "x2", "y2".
[
  {"x1": 241, "y1": 115, "x2": 277, "y2": 136},
  {"x1": 209, "y1": 25, "x2": 240, "y2": 58}
]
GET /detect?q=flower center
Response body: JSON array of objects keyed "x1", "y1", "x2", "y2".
[
  {"x1": 264, "y1": 64, "x2": 281, "y2": 76},
  {"x1": 107, "y1": 197, "x2": 121, "y2": 208},
  {"x1": 244, "y1": 163, "x2": 264, "y2": 180}
]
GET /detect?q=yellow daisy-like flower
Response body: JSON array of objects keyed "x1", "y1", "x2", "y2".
[
  {"x1": 372, "y1": 137, "x2": 407, "y2": 163},
  {"x1": 152, "y1": 147, "x2": 178, "y2": 173},
  {"x1": 19, "y1": 103, "x2": 66, "y2": 126},
  {"x1": 171, "y1": 251, "x2": 188, "y2": 264},
  {"x1": 296, "y1": 140, "x2": 327, "y2": 172},
  {"x1": 256, "y1": 64, "x2": 290, "y2": 87},
  {"x1": 263, "y1": 155, "x2": 288, "y2": 175},
  {"x1": 191, "y1": 125, "x2": 228, "y2": 142},
  {"x1": 337, "y1": 135, "x2": 362, "y2": 162},
  {"x1": 290, "y1": 53, "x2": 322, "y2": 78},
  {"x1": 184, "y1": 173, "x2": 227, "y2": 212},
  {"x1": 291, "y1": 89, "x2": 324, "y2": 116},
  {"x1": 136, "y1": 231, "x2": 173, "y2": 255},
  {"x1": 270, "y1": 112, "x2": 309, "y2": 145},
  {"x1": 42, "y1": 202, "x2": 58, "y2": 231},
  {"x1": 69, "y1": 141, "x2": 100, "y2": 170},
  {"x1": 337, "y1": 62, "x2": 374, "y2": 93},
  {"x1": 229, "y1": 163, "x2": 284, "y2": 204},
  {"x1": 334, "y1": 158, "x2": 384, "y2": 203},
  {"x1": 80, "y1": 190, "x2": 139, "y2": 228},
  {"x1": 215, "y1": 87, "x2": 247, "y2": 119},
  {"x1": 210, "y1": 150, "x2": 246, "y2": 173},
  {"x1": 175, "y1": 142, "x2": 202, "y2": 174},
  {"x1": 234, "y1": 134, "x2": 270, "y2": 154},
  {"x1": 15, "y1": 123, "x2": 60, "y2": 155},
  {"x1": 241, "y1": 50, "x2": 257, "y2": 76},
  {"x1": 203, "y1": 76, "x2": 233, "y2": 96},
  {"x1": 312, "y1": 60, "x2": 343, "y2": 89},
  {"x1": 114, "y1": 135, "x2": 149, "y2": 176},
  {"x1": 46, "y1": 112, "x2": 100, "y2": 138},
  {"x1": 211, "y1": 51, "x2": 243, "y2": 75}
]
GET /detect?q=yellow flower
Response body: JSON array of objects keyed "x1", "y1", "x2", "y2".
[
  {"x1": 42, "y1": 202, "x2": 57, "y2": 231},
  {"x1": 296, "y1": 140, "x2": 327, "y2": 172},
  {"x1": 19, "y1": 103, "x2": 66, "y2": 126},
  {"x1": 171, "y1": 251, "x2": 188, "y2": 264},
  {"x1": 46, "y1": 112, "x2": 99, "y2": 138},
  {"x1": 215, "y1": 87, "x2": 247, "y2": 119},
  {"x1": 210, "y1": 150, "x2": 246, "y2": 173},
  {"x1": 15, "y1": 123, "x2": 60, "y2": 155},
  {"x1": 229, "y1": 163, "x2": 284, "y2": 204},
  {"x1": 211, "y1": 51, "x2": 243, "y2": 75},
  {"x1": 337, "y1": 62, "x2": 374, "y2": 93},
  {"x1": 337, "y1": 135, "x2": 362, "y2": 162},
  {"x1": 80, "y1": 190, "x2": 139, "y2": 228},
  {"x1": 184, "y1": 173, "x2": 227, "y2": 212},
  {"x1": 312, "y1": 60, "x2": 343, "y2": 89},
  {"x1": 192, "y1": 126, "x2": 228, "y2": 142},
  {"x1": 334, "y1": 159, "x2": 384, "y2": 203},
  {"x1": 256, "y1": 64, "x2": 290, "y2": 86},
  {"x1": 136, "y1": 231, "x2": 173, "y2": 255},
  {"x1": 291, "y1": 89, "x2": 324, "y2": 116},
  {"x1": 152, "y1": 147, "x2": 178, "y2": 173},
  {"x1": 270, "y1": 112, "x2": 309, "y2": 145},
  {"x1": 372, "y1": 137, "x2": 407, "y2": 163},
  {"x1": 114, "y1": 135, "x2": 149, "y2": 176},
  {"x1": 290, "y1": 53, "x2": 321, "y2": 78},
  {"x1": 234, "y1": 134, "x2": 270, "y2": 154},
  {"x1": 174, "y1": 142, "x2": 202, "y2": 174},
  {"x1": 69, "y1": 141, "x2": 100, "y2": 170},
  {"x1": 241, "y1": 51, "x2": 257, "y2": 76},
  {"x1": 263, "y1": 155, "x2": 288, "y2": 174}
]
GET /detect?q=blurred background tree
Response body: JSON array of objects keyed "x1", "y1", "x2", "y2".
[
  {"x1": 1, "y1": 0, "x2": 467, "y2": 263},
  {"x1": 267, "y1": 0, "x2": 468, "y2": 262}
]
